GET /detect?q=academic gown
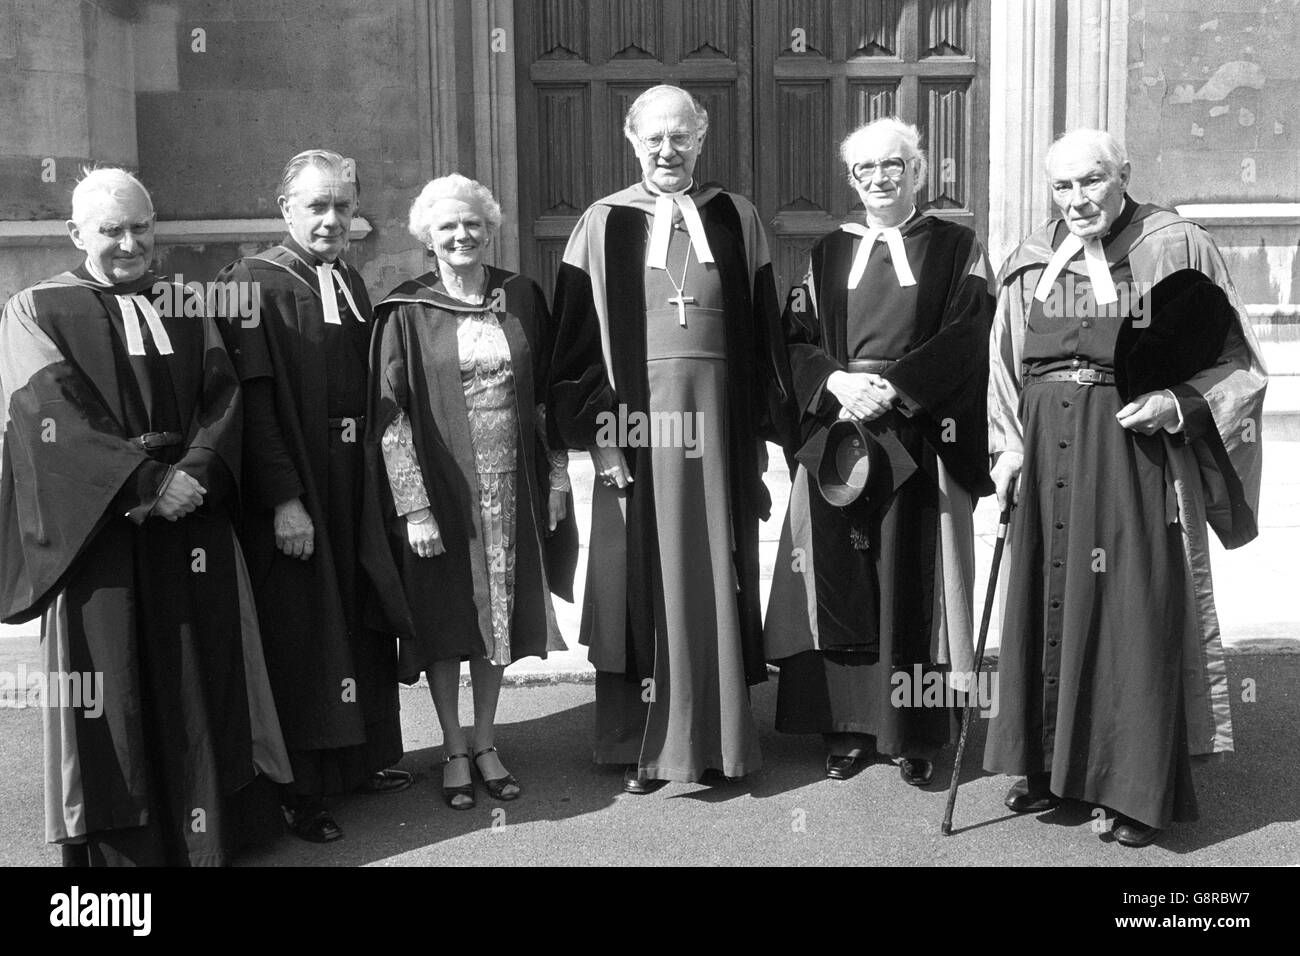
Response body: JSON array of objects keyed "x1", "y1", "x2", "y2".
[
  {"x1": 548, "y1": 182, "x2": 789, "y2": 781},
  {"x1": 214, "y1": 237, "x2": 403, "y2": 797},
  {"x1": 983, "y1": 199, "x2": 1267, "y2": 828},
  {"x1": 360, "y1": 268, "x2": 577, "y2": 678},
  {"x1": 0, "y1": 267, "x2": 290, "y2": 866},
  {"x1": 763, "y1": 212, "x2": 995, "y2": 755}
]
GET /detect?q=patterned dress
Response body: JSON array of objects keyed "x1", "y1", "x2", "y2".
[{"x1": 381, "y1": 302, "x2": 568, "y2": 666}]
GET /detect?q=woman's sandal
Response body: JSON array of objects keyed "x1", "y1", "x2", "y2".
[
  {"x1": 473, "y1": 746, "x2": 521, "y2": 801},
  {"x1": 441, "y1": 753, "x2": 475, "y2": 810}
]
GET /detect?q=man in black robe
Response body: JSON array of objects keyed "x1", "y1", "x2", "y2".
[
  {"x1": 764, "y1": 118, "x2": 994, "y2": 787},
  {"x1": 214, "y1": 150, "x2": 408, "y2": 843},
  {"x1": 985, "y1": 129, "x2": 1267, "y2": 847},
  {"x1": 0, "y1": 168, "x2": 291, "y2": 866},
  {"x1": 549, "y1": 86, "x2": 790, "y2": 792}
]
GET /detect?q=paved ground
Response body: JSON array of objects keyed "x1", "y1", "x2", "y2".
[{"x1": 1, "y1": 654, "x2": 1296, "y2": 867}]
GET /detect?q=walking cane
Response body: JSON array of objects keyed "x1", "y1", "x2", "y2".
[{"x1": 940, "y1": 483, "x2": 1014, "y2": 836}]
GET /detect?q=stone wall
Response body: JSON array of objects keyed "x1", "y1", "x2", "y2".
[
  {"x1": 130, "y1": 0, "x2": 430, "y2": 293},
  {"x1": 1127, "y1": 0, "x2": 1297, "y2": 206},
  {"x1": 1126, "y1": 0, "x2": 1299, "y2": 435},
  {"x1": 0, "y1": 0, "x2": 511, "y2": 301}
]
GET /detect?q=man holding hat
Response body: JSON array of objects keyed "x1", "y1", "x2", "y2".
[{"x1": 764, "y1": 117, "x2": 995, "y2": 786}]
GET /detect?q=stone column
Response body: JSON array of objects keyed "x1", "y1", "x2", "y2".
[
  {"x1": 420, "y1": 0, "x2": 520, "y2": 271},
  {"x1": 0, "y1": 0, "x2": 137, "y2": 298},
  {"x1": 987, "y1": 0, "x2": 1058, "y2": 266},
  {"x1": 472, "y1": 0, "x2": 520, "y2": 272},
  {"x1": 1064, "y1": 0, "x2": 1130, "y2": 133}
]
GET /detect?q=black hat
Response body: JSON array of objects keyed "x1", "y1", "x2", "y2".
[
  {"x1": 1116, "y1": 269, "x2": 1234, "y2": 404},
  {"x1": 796, "y1": 418, "x2": 918, "y2": 510}
]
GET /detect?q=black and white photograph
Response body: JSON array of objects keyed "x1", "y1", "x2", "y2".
[{"x1": 0, "y1": 0, "x2": 1292, "y2": 922}]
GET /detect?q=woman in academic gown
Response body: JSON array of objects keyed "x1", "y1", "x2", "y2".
[{"x1": 361, "y1": 175, "x2": 577, "y2": 809}]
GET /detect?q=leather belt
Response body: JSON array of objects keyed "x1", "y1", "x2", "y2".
[
  {"x1": 327, "y1": 416, "x2": 365, "y2": 429},
  {"x1": 847, "y1": 358, "x2": 895, "y2": 374},
  {"x1": 1024, "y1": 368, "x2": 1116, "y2": 386},
  {"x1": 131, "y1": 430, "x2": 183, "y2": 450}
]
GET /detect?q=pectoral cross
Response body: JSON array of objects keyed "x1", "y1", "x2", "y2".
[{"x1": 669, "y1": 294, "x2": 696, "y2": 327}]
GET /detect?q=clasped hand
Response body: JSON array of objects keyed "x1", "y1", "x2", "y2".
[
  {"x1": 827, "y1": 371, "x2": 897, "y2": 422},
  {"x1": 153, "y1": 469, "x2": 205, "y2": 521}
]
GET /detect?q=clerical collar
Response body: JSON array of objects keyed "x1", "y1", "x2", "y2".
[
  {"x1": 1052, "y1": 194, "x2": 1136, "y2": 250},
  {"x1": 283, "y1": 234, "x2": 343, "y2": 270},
  {"x1": 73, "y1": 263, "x2": 158, "y2": 296},
  {"x1": 862, "y1": 205, "x2": 920, "y2": 232},
  {"x1": 1035, "y1": 198, "x2": 1136, "y2": 306},
  {"x1": 641, "y1": 178, "x2": 698, "y2": 198}
]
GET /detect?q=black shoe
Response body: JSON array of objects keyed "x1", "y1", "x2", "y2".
[
  {"x1": 1004, "y1": 773, "x2": 1060, "y2": 813},
  {"x1": 283, "y1": 805, "x2": 343, "y2": 843},
  {"x1": 898, "y1": 757, "x2": 934, "y2": 787},
  {"x1": 622, "y1": 766, "x2": 669, "y2": 795},
  {"x1": 825, "y1": 753, "x2": 866, "y2": 780},
  {"x1": 1113, "y1": 816, "x2": 1161, "y2": 847},
  {"x1": 357, "y1": 768, "x2": 413, "y2": 794},
  {"x1": 441, "y1": 753, "x2": 476, "y2": 810},
  {"x1": 473, "y1": 747, "x2": 521, "y2": 801}
]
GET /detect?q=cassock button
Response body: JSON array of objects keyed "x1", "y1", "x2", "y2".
[
  {"x1": 1046, "y1": 676, "x2": 1057, "y2": 685},
  {"x1": 1071, "y1": 358, "x2": 1081, "y2": 368},
  {"x1": 1055, "y1": 478, "x2": 1066, "y2": 488},
  {"x1": 1052, "y1": 559, "x2": 1063, "y2": 568},
  {"x1": 1062, "y1": 399, "x2": 1072, "y2": 408},
  {"x1": 1081, "y1": 320, "x2": 1091, "y2": 329},
  {"x1": 1050, "y1": 599, "x2": 1061, "y2": 609},
  {"x1": 1058, "y1": 439, "x2": 1069, "y2": 448},
  {"x1": 1055, "y1": 521, "x2": 1065, "y2": 530},
  {"x1": 1048, "y1": 638, "x2": 1059, "y2": 646}
]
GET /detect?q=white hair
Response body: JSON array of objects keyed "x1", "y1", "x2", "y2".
[
  {"x1": 622, "y1": 85, "x2": 709, "y2": 149},
  {"x1": 1046, "y1": 128, "x2": 1128, "y2": 175},
  {"x1": 70, "y1": 166, "x2": 153, "y2": 224},
  {"x1": 407, "y1": 174, "x2": 503, "y2": 246},
  {"x1": 839, "y1": 116, "x2": 928, "y2": 189}
]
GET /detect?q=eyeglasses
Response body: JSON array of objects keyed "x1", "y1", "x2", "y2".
[
  {"x1": 851, "y1": 157, "x2": 908, "y2": 182},
  {"x1": 637, "y1": 131, "x2": 700, "y2": 153}
]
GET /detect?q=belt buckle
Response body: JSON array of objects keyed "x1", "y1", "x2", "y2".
[
  {"x1": 138, "y1": 431, "x2": 166, "y2": 449},
  {"x1": 1074, "y1": 368, "x2": 1101, "y2": 386}
]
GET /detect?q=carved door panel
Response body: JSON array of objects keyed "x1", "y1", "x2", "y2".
[
  {"x1": 515, "y1": 0, "x2": 987, "y2": 300},
  {"x1": 754, "y1": 0, "x2": 990, "y2": 294},
  {"x1": 514, "y1": 0, "x2": 753, "y2": 298}
]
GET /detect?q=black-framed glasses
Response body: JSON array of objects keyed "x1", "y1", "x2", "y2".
[{"x1": 851, "y1": 157, "x2": 908, "y2": 182}]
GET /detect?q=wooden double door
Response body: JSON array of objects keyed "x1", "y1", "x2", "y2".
[{"x1": 514, "y1": 0, "x2": 990, "y2": 298}]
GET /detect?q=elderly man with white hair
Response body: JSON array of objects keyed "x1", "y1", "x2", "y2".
[
  {"x1": 984, "y1": 128, "x2": 1267, "y2": 847},
  {"x1": 548, "y1": 84, "x2": 790, "y2": 793},
  {"x1": 763, "y1": 117, "x2": 995, "y2": 788},
  {"x1": 0, "y1": 167, "x2": 291, "y2": 865}
]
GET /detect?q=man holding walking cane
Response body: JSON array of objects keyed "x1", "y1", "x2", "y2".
[{"x1": 978, "y1": 129, "x2": 1266, "y2": 848}]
